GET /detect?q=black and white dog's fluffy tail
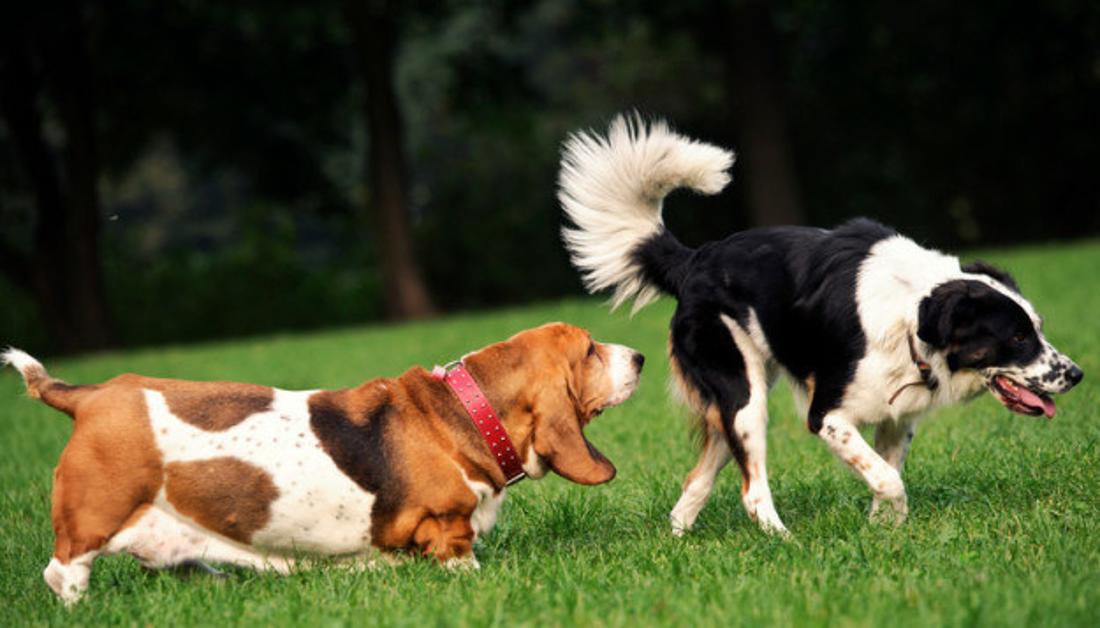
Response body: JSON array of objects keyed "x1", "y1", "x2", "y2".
[{"x1": 559, "y1": 114, "x2": 734, "y2": 312}]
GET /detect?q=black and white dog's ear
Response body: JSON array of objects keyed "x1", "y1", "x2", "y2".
[
  {"x1": 918, "y1": 284, "x2": 967, "y2": 348},
  {"x1": 962, "y1": 260, "x2": 1020, "y2": 293},
  {"x1": 918, "y1": 281, "x2": 988, "y2": 348}
]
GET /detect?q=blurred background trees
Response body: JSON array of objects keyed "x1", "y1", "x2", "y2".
[{"x1": 2, "y1": 0, "x2": 1098, "y2": 354}]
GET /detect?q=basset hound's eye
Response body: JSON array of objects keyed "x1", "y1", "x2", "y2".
[{"x1": 587, "y1": 342, "x2": 597, "y2": 358}]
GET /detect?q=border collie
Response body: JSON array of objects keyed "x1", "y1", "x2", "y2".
[{"x1": 558, "y1": 114, "x2": 1083, "y2": 534}]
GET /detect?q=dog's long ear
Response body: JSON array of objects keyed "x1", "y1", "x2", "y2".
[
  {"x1": 910, "y1": 280, "x2": 998, "y2": 349},
  {"x1": 962, "y1": 260, "x2": 1020, "y2": 293},
  {"x1": 919, "y1": 280, "x2": 1002, "y2": 348},
  {"x1": 918, "y1": 283, "x2": 969, "y2": 348},
  {"x1": 531, "y1": 386, "x2": 615, "y2": 485}
]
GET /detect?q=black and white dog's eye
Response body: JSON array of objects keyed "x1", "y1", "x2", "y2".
[{"x1": 1012, "y1": 332, "x2": 1028, "y2": 343}]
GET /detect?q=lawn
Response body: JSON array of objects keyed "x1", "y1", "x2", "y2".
[{"x1": 2, "y1": 240, "x2": 1099, "y2": 627}]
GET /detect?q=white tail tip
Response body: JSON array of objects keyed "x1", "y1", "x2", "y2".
[
  {"x1": 2, "y1": 347, "x2": 43, "y2": 376},
  {"x1": 558, "y1": 113, "x2": 735, "y2": 311}
]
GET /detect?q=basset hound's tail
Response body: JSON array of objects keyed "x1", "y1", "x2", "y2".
[
  {"x1": 2, "y1": 348, "x2": 91, "y2": 417},
  {"x1": 558, "y1": 113, "x2": 734, "y2": 313}
]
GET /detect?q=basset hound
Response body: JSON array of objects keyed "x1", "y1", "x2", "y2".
[{"x1": 3, "y1": 322, "x2": 644, "y2": 603}]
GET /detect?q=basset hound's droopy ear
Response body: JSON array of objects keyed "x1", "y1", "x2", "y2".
[{"x1": 532, "y1": 387, "x2": 616, "y2": 485}]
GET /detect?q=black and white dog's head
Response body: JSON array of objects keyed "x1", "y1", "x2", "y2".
[{"x1": 918, "y1": 262, "x2": 1083, "y2": 418}]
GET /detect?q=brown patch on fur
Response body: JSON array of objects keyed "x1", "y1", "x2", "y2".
[
  {"x1": 741, "y1": 460, "x2": 767, "y2": 497},
  {"x1": 847, "y1": 455, "x2": 872, "y2": 472},
  {"x1": 164, "y1": 457, "x2": 279, "y2": 544},
  {"x1": 10, "y1": 357, "x2": 100, "y2": 416},
  {"x1": 413, "y1": 515, "x2": 476, "y2": 561},
  {"x1": 669, "y1": 341, "x2": 708, "y2": 416},
  {"x1": 804, "y1": 375, "x2": 816, "y2": 404},
  {"x1": 749, "y1": 461, "x2": 763, "y2": 482},
  {"x1": 669, "y1": 339, "x2": 727, "y2": 463},
  {"x1": 39, "y1": 382, "x2": 99, "y2": 416},
  {"x1": 701, "y1": 405, "x2": 725, "y2": 436},
  {"x1": 158, "y1": 382, "x2": 274, "y2": 431},
  {"x1": 682, "y1": 427, "x2": 719, "y2": 491},
  {"x1": 50, "y1": 387, "x2": 162, "y2": 562},
  {"x1": 681, "y1": 467, "x2": 700, "y2": 492}
]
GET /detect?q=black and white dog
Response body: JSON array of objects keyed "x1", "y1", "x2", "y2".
[{"x1": 559, "y1": 114, "x2": 1084, "y2": 534}]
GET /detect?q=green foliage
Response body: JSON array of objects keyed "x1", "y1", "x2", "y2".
[
  {"x1": 99, "y1": 206, "x2": 384, "y2": 348},
  {"x1": 2, "y1": 240, "x2": 1098, "y2": 626},
  {"x1": 4, "y1": 1, "x2": 1099, "y2": 352}
]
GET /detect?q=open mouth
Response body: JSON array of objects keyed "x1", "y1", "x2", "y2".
[{"x1": 989, "y1": 375, "x2": 1056, "y2": 418}]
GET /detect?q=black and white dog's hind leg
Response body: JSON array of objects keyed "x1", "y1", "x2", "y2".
[
  {"x1": 668, "y1": 310, "x2": 788, "y2": 536},
  {"x1": 669, "y1": 424, "x2": 733, "y2": 536}
]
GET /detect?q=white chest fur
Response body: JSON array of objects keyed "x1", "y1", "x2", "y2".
[
  {"x1": 848, "y1": 236, "x2": 986, "y2": 423},
  {"x1": 458, "y1": 468, "x2": 505, "y2": 539}
]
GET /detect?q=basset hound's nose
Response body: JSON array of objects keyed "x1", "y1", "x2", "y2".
[{"x1": 633, "y1": 352, "x2": 645, "y2": 370}]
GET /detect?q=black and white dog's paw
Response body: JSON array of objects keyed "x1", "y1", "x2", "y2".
[{"x1": 869, "y1": 493, "x2": 909, "y2": 526}]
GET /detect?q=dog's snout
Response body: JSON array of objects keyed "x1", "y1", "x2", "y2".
[
  {"x1": 1066, "y1": 365, "x2": 1084, "y2": 387},
  {"x1": 633, "y1": 352, "x2": 645, "y2": 371}
]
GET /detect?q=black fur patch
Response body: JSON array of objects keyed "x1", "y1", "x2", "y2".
[
  {"x1": 309, "y1": 392, "x2": 404, "y2": 543},
  {"x1": 962, "y1": 260, "x2": 1020, "y2": 293},
  {"x1": 639, "y1": 218, "x2": 897, "y2": 442},
  {"x1": 634, "y1": 228, "x2": 693, "y2": 296},
  {"x1": 917, "y1": 279, "x2": 1040, "y2": 370},
  {"x1": 669, "y1": 302, "x2": 751, "y2": 473}
]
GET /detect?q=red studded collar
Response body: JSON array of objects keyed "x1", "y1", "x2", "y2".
[{"x1": 432, "y1": 362, "x2": 526, "y2": 486}]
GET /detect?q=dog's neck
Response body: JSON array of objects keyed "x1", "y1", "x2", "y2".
[{"x1": 886, "y1": 325, "x2": 986, "y2": 415}]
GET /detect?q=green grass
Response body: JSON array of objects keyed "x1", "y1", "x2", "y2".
[{"x1": 3, "y1": 240, "x2": 1100, "y2": 627}]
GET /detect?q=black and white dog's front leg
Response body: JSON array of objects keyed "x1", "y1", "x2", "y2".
[
  {"x1": 817, "y1": 413, "x2": 908, "y2": 525},
  {"x1": 870, "y1": 420, "x2": 915, "y2": 523}
]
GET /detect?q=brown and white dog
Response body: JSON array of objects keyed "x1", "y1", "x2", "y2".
[{"x1": 3, "y1": 323, "x2": 643, "y2": 603}]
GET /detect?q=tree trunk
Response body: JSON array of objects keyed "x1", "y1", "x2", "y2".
[
  {"x1": 725, "y1": 0, "x2": 805, "y2": 227},
  {"x1": 344, "y1": 1, "x2": 435, "y2": 320},
  {"x1": 0, "y1": 6, "x2": 113, "y2": 352}
]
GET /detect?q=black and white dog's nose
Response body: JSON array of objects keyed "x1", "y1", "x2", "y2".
[
  {"x1": 1066, "y1": 365, "x2": 1084, "y2": 387},
  {"x1": 633, "y1": 352, "x2": 645, "y2": 370}
]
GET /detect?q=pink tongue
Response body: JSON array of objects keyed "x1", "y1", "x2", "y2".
[
  {"x1": 1041, "y1": 397, "x2": 1056, "y2": 418},
  {"x1": 1015, "y1": 385, "x2": 1057, "y2": 418}
]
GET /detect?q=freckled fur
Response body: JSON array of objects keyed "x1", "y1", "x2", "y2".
[
  {"x1": 161, "y1": 383, "x2": 274, "y2": 431},
  {"x1": 4, "y1": 322, "x2": 643, "y2": 603}
]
